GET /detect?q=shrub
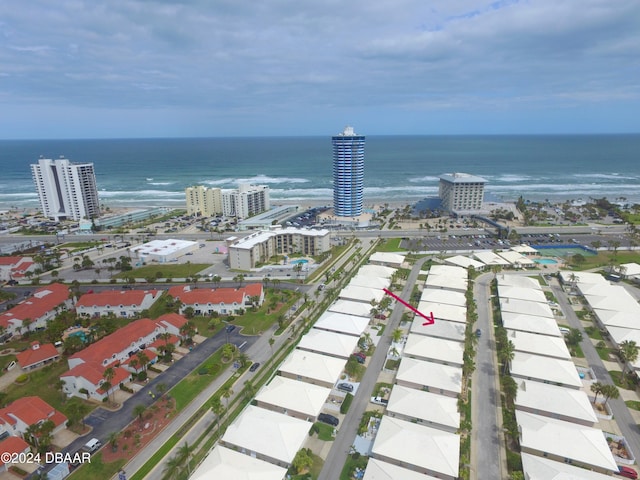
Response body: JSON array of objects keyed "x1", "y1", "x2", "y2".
[
  {"x1": 137, "y1": 371, "x2": 147, "y2": 381},
  {"x1": 341, "y1": 393, "x2": 354, "y2": 414},
  {"x1": 15, "y1": 374, "x2": 29, "y2": 384}
]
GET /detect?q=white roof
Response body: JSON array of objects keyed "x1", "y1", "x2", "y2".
[
  {"x1": 387, "y1": 384, "x2": 460, "y2": 431},
  {"x1": 444, "y1": 255, "x2": 485, "y2": 270},
  {"x1": 594, "y1": 309, "x2": 640, "y2": 329},
  {"x1": 230, "y1": 228, "x2": 329, "y2": 250},
  {"x1": 502, "y1": 312, "x2": 561, "y2": 337},
  {"x1": 372, "y1": 416, "x2": 460, "y2": 477},
  {"x1": 314, "y1": 311, "x2": 370, "y2": 337},
  {"x1": 515, "y1": 380, "x2": 597, "y2": 425},
  {"x1": 297, "y1": 329, "x2": 360, "y2": 359},
  {"x1": 497, "y1": 274, "x2": 542, "y2": 290},
  {"x1": 497, "y1": 250, "x2": 536, "y2": 266},
  {"x1": 404, "y1": 334, "x2": 464, "y2": 366},
  {"x1": 222, "y1": 406, "x2": 312, "y2": 465},
  {"x1": 585, "y1": 289, "x2": 640, "y2": 312},
  {"x1": 473, "y1": 251, "x2": 510, "y2": 266},
  {"x1": 255, "y1": 376, "x2": 331, "y2": 419},
  {"x1": 498, "y1": 285, "x2": 547, "y2": 303},
  {"x1": 508, "y1": 330, "x2": 571, "y2": 359},
  {"x1": 516, "y1": 411, "x2": 618, "y2": 472},
  {"x1": 620, "y1": 262, "x2": 640, "y2": 276},
  {"x1": 606, "y1": 328, "x2": 640, "y2": 369},
  {"x1": 339, "y1": 285, "x2": 385, "y2": 304},
  {"x1": 358, "y1": 264, "x2": 396, "y2": 279},
  {"x1": 348, "y1": 275, "x2": 390, "y2": 290},
  {"x1": 559, "y1": 270, "x2": 607, "y2": 286},
  {"x1": 420, "y1": 288, "x2": 466, "y2": 307},
  {"x1": 510, "y1": 352, "x2": 582, "y2": 389},
  {"x1": 363, "y1": 458, "x2": 441, "y2": 480},
  {"x1": 133, "y1": 238, "x2": 197, "y2": 256},
  {"x1": 577, "y1": 282, "x2": 620, "y2": 296},
  {"x1": 429, "y1": 264, "x2": 468, "y2": 278},
  {"x1": 369, "y1": 252, "x2": 405, "y2": 266},
  {"x1": 521, "y1": 452, "x2": 617, "y2": 480},
  {"x1": 417, "y1": 302, "x2": 467, "y2": 323},
  {"x1": 424, "y1": 274, "x2": 468, "y2": 292},
  {"x1": 500, "y1": 298, "x2": 553, "y2": 317},
  {"x1": 328, "y1": 299, "x2": 372, "y2": 317},
  {"x1": 278, "y1": 350, "x2": 345, "y2": 386},
  {"x1": 396, "y1": 357, "x2": 462, "y2": 395},
  {"x1": 410, "y1": 317, "x2": 466, "y2": 342},
  {"x1": 511, "y1": 244, "x2": 539, "y2": 255},
  {"x1": 191, "y1": 445, "x2": 287, "y2": 480}
]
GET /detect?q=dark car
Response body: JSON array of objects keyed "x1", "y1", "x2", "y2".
[
  {"x1": 226, "y1": 325, "x2": 236, "y2": 333},
  {"x1": 617, "y1": 466, "x2": 638, "y2": 479},
  {"x1": 249, "y1": 362, "x2": 260, "y2": 372},
  {"x1": 318, "y1": 413, "x2": 339, "y2": 427},
  {"x1": 475, "y1": 328, "x2": 482, "y2": 337},
  {"x1": 352, "y1": 352, "x2": 366, "y2": 364},
  {"x1": 337, "y1": 382, "x2": 353, "y2": 392}
]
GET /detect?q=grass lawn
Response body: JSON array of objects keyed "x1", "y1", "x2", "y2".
[
  {"x1": 0, "y1": 354, "x2": 16, "y2": 373},
  {"x1": 0, "y1": 290, "x2": 17, "y2": 302},
  {"x1": 596, "y1": 347, "x2": 611, "y2": 361},
  {"x1": 234, "y1": 289, "x2": 299, "y2": 334},
  {"x1": 314, "y1": 422, "x2": 336, "y2": 441},
  {"x1": 626, "y1": 400, "x2": 640, "y2": 411},
  {"x1": 570, "y1": 251, "x2": 640, "y2": 271},
  {"x1": 113, "y1": 263, "x2": 210, "y2": 279},
  {"x1": 339, "y1": 453, "x2": 368, "y2": 480},
  {"x1": 609, "y1": 370, "x2": 635, "y2": 390},
  {"x1": 376, "y1": 238, "x2": 404, "y2": 252},
  {"x1": 584, "y1": 326, "x2": 603, "y2": 341},
  {"x1": 69, "y1": 452, "x2": 126, "y2": 480},
  {"x1": 569, "y1": 344, "x2": 584, "y2": 358},
  {"x1": 291, "y1": 452, "x2": 324, "y2": 480}
]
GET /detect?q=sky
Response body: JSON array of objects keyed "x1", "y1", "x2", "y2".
[{"x1": 1, "y1": 0, "x2": 639, "y2": 139}]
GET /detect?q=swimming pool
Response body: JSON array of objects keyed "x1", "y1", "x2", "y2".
[
  {"x1": 535, "y1": 258, "x2": 558, "y2": 265},
  {"x1": 290, "y1": 259, "x2": 309, "y2": 265}
]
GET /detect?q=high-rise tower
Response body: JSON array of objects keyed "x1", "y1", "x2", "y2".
[
  {"x1": 31, "y1": 157, "x2": 101, "y2": 221},
  {"x1": 332, "y1": 126, "x2": 365, "y2": 217}
]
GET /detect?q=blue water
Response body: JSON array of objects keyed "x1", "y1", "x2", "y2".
[
  {"x1": 290, "y1": 259, "x2": 309, "y2": 265},
  {"x1": 534, "y1": 258, "x2": 558, "y2": 265},
  {"x1": 1, "y1": 134, "x2": 639, "y2": 209}
]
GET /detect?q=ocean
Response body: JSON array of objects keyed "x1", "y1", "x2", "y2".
[{"x1": 1, "y1": 134, "x2": 639, "y2": 209}]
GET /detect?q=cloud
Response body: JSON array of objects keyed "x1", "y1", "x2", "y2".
[{"x1": 0, "y1": 0, "x2": 639, "y2": 137}]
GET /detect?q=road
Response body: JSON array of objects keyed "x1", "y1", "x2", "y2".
[
  {"x1": 471, "y1": 273, "x2": 504, "y2": 480},
  {"x1": 318, "y1": 256, "x2": 430, "y2": 480},
  {"x1": 551, "y1": 280, "x2": 640, "y2": 462}
]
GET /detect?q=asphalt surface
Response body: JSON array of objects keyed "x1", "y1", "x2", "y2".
[
  {"x1": 318, "y1": 256, "x2": 430, "y2": 480},
  {"x1": 471, "y1": 273, "x2": 504, "y2": 480}
]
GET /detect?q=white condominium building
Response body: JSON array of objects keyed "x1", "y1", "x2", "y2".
[
  {"x1": 228, "y1": 228, "x2": 330, "y2": 270},
  {"x1": 185, "y1": 185, "x2": 223, "y2": 216},
  {"x1": 222, "y1": 184, "x2": 270, "y2": 220},
  {"x1": 439, "y1": 173, "x2": 487, "y2": 214},
  {"x1": 31, "y1": 157, "x2": 100, "y2": 221}
]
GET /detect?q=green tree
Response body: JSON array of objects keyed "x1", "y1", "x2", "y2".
[
  {"x1": 602, "y1": 384, "x2": 620, "y2": 405},
  {"x1": 133, "y1": 404, "x2": 146, "y2": 427},
  {"x1": 292, "y1": 448, "x2": 314, "y2": 474},
  {"x1": 590, "y1": 382, "x2": 604, "y2": 404},
  {"x1": 619, "y1": 340, "x2": 639, "y2": 375},
  {"x1": 221, "y1": 385, "x2": 234, "y2": 409},
  {"x1": 211, "y1": 396, "x2": 225, "y2": 434}
]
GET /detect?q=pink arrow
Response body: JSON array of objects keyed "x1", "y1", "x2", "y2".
[{"x1": 382, "y1": 288, "x2": 435, "y2": 326}]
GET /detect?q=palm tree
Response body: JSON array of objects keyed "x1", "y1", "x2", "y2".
[
  {"x1": 133, "y1": 404, "x2": 146, "y2": 428},
  {"x1": 176, "y1": 442, "x2": 195, "y2": 476},
  {"x1": 162, "y1": 454, "x2": 182, "y2": 480},
  {"x1": 221, "y1": 385, "x2": 234, "y2": 409},
  {"x1": 590, "y1": 382, "x2": 604, "y2": 404},
  {"x1": 103, "y1": 367, "x2": 116, "y2": 403},
  {"x1": 619, "y1": 340, "x2": 639, "y2": 375},
  {"x1": 211, "y1": 396, "x2": 225, "y2": 434},
  {"x1": 392, "y1": 328, "x2": 403, "y2": 344},
  {"x1": 499, "y1": 340, "x2": 515, "y2": 375},
  {"x1": 602, "y1": 384, "x2": 620, "y2": 405},
  {"x1": 502, "y1": 376, "x2": 518, "y2": 406}
]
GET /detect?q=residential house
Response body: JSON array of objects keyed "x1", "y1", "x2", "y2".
[
  {"x1": 0, "y1": 256, "x2": 34, "y2": 282},
  {"x1": 75, "y1": 289, "x2": 162, "y2": 318},
  {"x1": 0, "y1": 396, "x2": 67, "y2": 439},
  {"x1": 168, "y1": 283, "x2": 263, "y2": 316},
  {"x1": 16, "y1": 341, "x2": 60, "y2": 371}
]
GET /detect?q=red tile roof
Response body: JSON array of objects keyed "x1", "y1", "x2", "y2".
[
  {"x1": 148, "y1": 335, "x2": 179, "y2": 350},
  {"x1": 69, "y1": 318, "x2": 159, "y2": 366},
  {"x1": 62, "y1": 362, "x2": 130, "y2": 388},
  {"x1": 156, "y1": 312, "x2": 188, "y2": 330},
  {"x1": 244, "y1": 283, "x2": 263, "y2": 298},
  {"x1": 97, "y1": 366, "x2": 131, "y2": 393},
  {"x1": 0, "y1": 437, "x2": 30, "y2": 465},
  {"x1": 76, "y1": 289, "x2": 160, "y2": 308},
  {"x1": 16, "y1": 342, "x2": 60, "y2": 369},
  {"x1": 0, "y1": 396, "x2": 67, "y2": 429},
  {"x1": 169, "y1": 286, "x2": 245, "y2": 305},
  {"x1": 0, "y1": 283, "x2": 69, "y2": 329},
  {"x1": 0, "y1": 256, "x2": 24, "y2": 266}
]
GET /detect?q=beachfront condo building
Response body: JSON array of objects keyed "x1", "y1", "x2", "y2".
[
  {"x1": 31, "y1": 157, "x2": 101, "y2": 222},
  {"x1": 222, "y1": 184, "x2": 270, "y2": 220},
  {"x1": 332, "y1": 126, "x2": 365, "y2": 217},
  {"x1": 227, "y1": 227, "x2": 330, "y2": 270},
  {"x1": 439, "y1": 173, "x2": 487, "y2": 215},
  {"x1": 185, "y1": 185, "x2": 223, "y2": 217}
]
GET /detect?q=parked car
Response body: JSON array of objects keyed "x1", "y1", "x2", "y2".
[
  {"x1": 617, "y1": 466, "x2": 638, "y2": 479},
  {"x1": 81, "y1": 438, "x2": 102, "y2": 454},
  {"x1": 370, "y1": 396, "x2": 389, "y2": 406},
  {"x1": 226, "y1": 325, "x2": 236, "y2": 333},
  {"x1": 374, "y1": 314, "x2": 386, "y2": 320},
  {"x1": 337, "y1": 382, "x2": 353, "y2": 392},
  {"x1": 352, "y1": 352, "x2": 366, "y2": 364},
  {"x1": 475, "y1": 329, "x2": 482, "y2": 337},
  {"x1": 249, "y1": 362, "x2": 260, "y2": 372},
  {"x1": 318, "y1": 413, "x2": 339, "y2": 427}
]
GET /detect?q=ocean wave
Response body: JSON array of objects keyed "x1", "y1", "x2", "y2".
[
  {"x1": 485, "y1": 174, "x2": 534, "y2": 183},
  {"x1": 0, "y1": 193, "x2": 39, "y2": 198},
  {"x1": 203, "y1": 175, "x2": 309, "y2": 186},
  {"x1": 98, "y1": 189, "x2": 185, "y2": 198},
  {"x1": 572, "y1": 173, "x2": 638, "y2": 180},
  {"x1": 147, "y1": 182, "x2": 176, "y2": 186}
]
